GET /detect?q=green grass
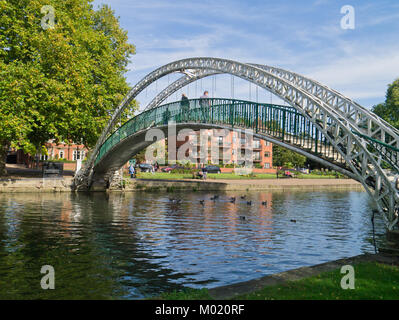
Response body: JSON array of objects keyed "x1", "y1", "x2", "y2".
[
  {"x1": 135, "y1": 172, "x2": 194, "y2": 180},
  {"x1": 296, "y1": 174, "x2": 340, "y2": 179},
  {"x1": 207, "y1": 173, "x2": 276, "y2": 179},
  {"x1": 158, "y1": 262, "x2": 399, "y2": 300},
  {"x1": 158, "y1": 288, "x2": 213, "y2": 300},
  {"x1": 130, "y1": 172, "x2": 339, "y2": 180}
]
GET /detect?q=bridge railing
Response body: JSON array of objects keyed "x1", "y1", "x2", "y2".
[
  {"x1": 352, "y1": 130, "x2": 399, "y2": 172},
  {"x1": 94, "y1": 98, "x2": 351, "y2": 167}
]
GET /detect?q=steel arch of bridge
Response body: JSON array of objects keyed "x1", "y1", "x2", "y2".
[
  {"x1": 145, "y1": 64, "x2": 399, "y2": 172},
  {"x1": 74, "y1": 57, "x2": 399, "y2": 230}
]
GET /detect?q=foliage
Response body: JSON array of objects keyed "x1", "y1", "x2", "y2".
[
  {"x1": 272, "y1": 145, "x2": 306, "y2": 168},
  {"x1": 0, "y1": 0, "x2": 137, "y2": 173},
  {"x1": 170, "y1": 168, "x2": 196, "y2": 174},
  {"x1": 372, "y1": 78, "x2": 399, "y2": 129},
  {"x1": 133, "y1": 149, "x2": 147, "y2": 164},
  {"x1": 223, "y1": 163, "x2": 236, "y2": 168}
]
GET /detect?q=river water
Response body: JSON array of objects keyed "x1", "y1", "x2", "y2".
[{"x1": 0, "y1": 190, "x2": 386, "y2": 299}]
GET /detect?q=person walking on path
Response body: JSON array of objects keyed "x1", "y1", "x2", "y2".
[
  {"x1": 201, "y1": 165, "x2": 208, "y2": 180},
  {"x1": 129, "y1": 164, "x2": 136, "y2": 179}
]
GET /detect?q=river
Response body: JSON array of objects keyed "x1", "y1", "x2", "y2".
[{"x1": 0, "y1": 190, "x2": 386, "y2": 299}]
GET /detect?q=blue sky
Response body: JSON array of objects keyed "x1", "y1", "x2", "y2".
[{"x1": 92, "y1": 0, "x2": 399, "y2": 110}]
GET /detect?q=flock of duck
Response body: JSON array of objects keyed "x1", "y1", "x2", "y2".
[{"x1": 168, "y1": 195, "x2": 297, "y2": 223}]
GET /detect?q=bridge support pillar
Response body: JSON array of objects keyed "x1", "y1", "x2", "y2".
[
  {"x1": 90, "y1": 179, "x2": 108, "y2": 192},
  {"x1": 88, "y1": 169, "x2": 124, "y2": 191},
  {"x1": 387, "y1": 230, "x2": 399, "y2": 247},
  {"x1": 108, "y1": 169, "x2": 125, "y2": 190}
]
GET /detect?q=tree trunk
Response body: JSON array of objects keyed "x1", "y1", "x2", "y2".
[{"x1": 0, "y1": 143, "x2": 9, "y2": 176}]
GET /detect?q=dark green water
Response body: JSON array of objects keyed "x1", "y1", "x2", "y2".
[{"x1": 0, "y1": 190, "x2": 385, "y2": 299}]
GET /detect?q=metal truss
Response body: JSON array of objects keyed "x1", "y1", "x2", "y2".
[
  {"x1": 74, "y1": 57, "x2": 399, "y2": 230},
  {"x1": 145, "y1": 64, "x2": 399, "y2": 173},
  {"x1": 144, "y1": 69, "x2": 221, "y2": 111}
]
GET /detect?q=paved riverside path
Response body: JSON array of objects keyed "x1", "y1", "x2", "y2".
[{"x1": 208, "y1": 253, "x2": 399, "y2": 300}]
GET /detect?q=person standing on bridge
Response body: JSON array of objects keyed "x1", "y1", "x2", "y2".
[
  {"x1": 162, "y1": 106, "x2": 171, "y2": 125},
  {"x1": 180, "y1": 93, "x2": 190, "y2": 122},
  {"x1": 199, "y1": 91, "x2": 210, "y2": 123}
]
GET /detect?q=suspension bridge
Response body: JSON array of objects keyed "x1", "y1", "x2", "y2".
[{"x1": 74, "y1": 57, "x2": 399, "y2": 231}]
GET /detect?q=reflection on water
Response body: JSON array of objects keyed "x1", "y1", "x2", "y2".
[{"x1": 0, "y1": 190, "x2": 385, "y2": 299}]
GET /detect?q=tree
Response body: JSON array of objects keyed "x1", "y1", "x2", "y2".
[
  {"x1": 372, "y1": 78, "x2": 399, "y2": 129},
  {"x1": 0, "y1": 0, "x2": 137, "y2": 174},
  {"x1": 272, "y1": 145, "x2": 306, "y2": 168}
]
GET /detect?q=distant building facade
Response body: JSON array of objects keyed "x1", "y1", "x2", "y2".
[
  {"x1": 172, "y1": 129, "x2": 273, "y2": 168},
  {"x1": 44, "y1": 141, "x2": 87, "y2": 162},
  {"x1": 9, "y1": 140, "x2": 88, "y2": 167}
]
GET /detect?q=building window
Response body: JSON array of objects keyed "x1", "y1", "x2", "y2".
[
  {"x1": 265, "y1": 141, "x2": 270, "y2": 146},
  {"x1": 253, "y1": 140, "x2": 261, "y2": 149},
  {"x1": 264, "y1": 163, "x2": 270, "y2": 169},
  {"x1": 264, "y1": 152, "x2": 270, "y2": 158},
  {"x1": 40, "y1": 154, "x2": 48, "y2": 161},
  {"x1": 73, "y1": 150, "x2": 85, "y2": 161},
  {"x1": 253, "y1": 151, "x2": 261, "y2": 161},
  {"x1": 59, "y1": 150, "x2": 64, "y2": 159}
]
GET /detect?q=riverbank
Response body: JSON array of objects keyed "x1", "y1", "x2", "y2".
[
  {"x1": 0, "y1": 177, "x2": 74, "y2": 193},
  {"x1": 159, "y1": 253, "x2": 399, "y2": 300},
  {"x1": 0, "y1": 177, "x2": 363, "y2": 193},
  {"x1": 127, "y1": 177, "x2": 362, "y2": 192}
]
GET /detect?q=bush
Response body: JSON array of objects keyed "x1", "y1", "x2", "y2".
[
  {"x1": 223, "y1": 163, "x2": 236, "y2": 168},
  {"x1": 171, "y1": 168, "x2": 196, "y2": 174},
  {"x1": 40, "y1": 159, "x2": 75, "y2": 163}
]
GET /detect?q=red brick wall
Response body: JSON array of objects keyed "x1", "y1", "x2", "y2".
[{"x1": 220, "y1": 168, "x2": 276, "y2": 174}]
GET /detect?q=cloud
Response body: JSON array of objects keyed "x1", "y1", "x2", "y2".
[{"x1": 93, "y1": 0, "x2": 399, "y2": 109}]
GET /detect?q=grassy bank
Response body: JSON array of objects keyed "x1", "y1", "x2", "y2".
[
  {"x1": 158, "y1": 262, "x2": 399, "y2": 300},
  {"x1": 133, "y1": 172, "x2": 340, "y2": 180}
]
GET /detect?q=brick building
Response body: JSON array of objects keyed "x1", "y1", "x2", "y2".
[
  {"x1": 185, "y1": 129, "x2": 273, "y2": 168},
  {"x1": 9, "y1": 140, "x2": 88, "y2": 168},
  {"x1": 166, "y1": 129, "x2": 273, "y2": 168}
]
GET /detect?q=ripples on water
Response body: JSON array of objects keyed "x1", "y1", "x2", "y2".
[{"x1": 0, "y1": 190, "x2": 386, "y2": 299}]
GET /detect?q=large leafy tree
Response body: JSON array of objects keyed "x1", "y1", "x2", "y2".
[
  {"x1": 272, "y1": 145, "x2": 306, "y2": 168},
  {"x1": 0, "y1": 0, "x2": 137, "y2": 174},
  {"x1": 372, "y1": 78, "x2": 399, "y2": 129}
]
